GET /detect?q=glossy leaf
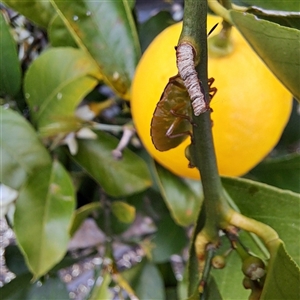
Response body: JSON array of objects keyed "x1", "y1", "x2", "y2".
[
  {"x1": 238, "y1": 0, "x2": 300, "y2": 12},
  {"x1": 222, "y1": 177, "x2": 300, "y2": 266},
  {"x1": 230, "y1": 11, "x2": 300, "y2": 101},
  {"x1": 0, "y1": 107, "x2": 51, "y2": 190},
  {"x1": 69, "y1": 202, "x2": 101, "y2": 236},
  {"x1": 248, "y1": 153, "x2": 300, "y2": 193},
  {"x1": 261, "y1": 240, "x2": 300, "y2": 299},
  {"x1": 122, "y1": 260, "x2": 165, "y2": 300},
  {"x1": 2, "y1": 0, "x2": 55, "y2": 28},
  {"x1": 14, "y1": 160, "x2": 75, "y2": 279},
  {"x1": 72, "y1": 131, "x2": 152, "y2": 197},
  {"x1": 155, "y1": 164, "x2": 203, "y2": 226},
  {"x1": 24, "y1": 48, "x2": 99, "y2": 136},
  {"x1": 50, "y1": 0, "x2": 141, "y2": 99},
  {"x1": 0, "y1": 12, "x2": 21, "y2": 96},
  {"x1": 111, "y1": 201, "x2": 136, "y2": 224}
]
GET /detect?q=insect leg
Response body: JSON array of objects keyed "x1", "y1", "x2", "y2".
[{"x1": 165, "y1": 116, "x2": 193, "y2": 139}]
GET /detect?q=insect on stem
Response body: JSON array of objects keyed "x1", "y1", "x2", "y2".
[{"x1": 176, "y1": 43, "x2": 208, "y2": 116}]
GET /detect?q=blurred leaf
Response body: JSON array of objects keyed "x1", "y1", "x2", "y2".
[
  {"x1": 50, "y1": 0, "x2": 140, "y2": 99},
  {"x1": 5, "y1": 245, "x2": 29, "y2": 276},
  {"x1": 122, "y1": 260, "x2": 166, "y2": 300},
  {"x1": 222, "y1": 177, "x2": 300, "y2": 266},
  {"x1": 88, "y1": 272, "x2": 113, "y2": 300},
  {"x1": 236, "y1": 0, "x2": 300, "y2": 12},
  {"x1": 151, "y1": 213, "x2": 187, "y2": 263},
  {"x1": 2, "y1": 0, "x2": 55, "y2": 28},
  {"x1": 72, "y1": 131, "x2": 152, "y2": 197},
  {"x1": 0, "y1": 12, "x2": 21, "y2": 97},
  {"x1": 155, "y1": 164, "x2": 203, "y2": 226},
  {"x1": 24, "y1": 47, "x2": 100, "y2": 136},
  {"x1": 248, "y1": 153, "x2": 300, "y2": 193},
  {"x1": 14, "y1": 160, "x2": 75, "y2": 279},
  {"x1": 48, "y1": 14, "x2": 78, "y2": 48},
  {"x1": 139, "y1": 10, "x2": 175, "y2": 52},
  {"x1": 0, "y1": 107, "x2": 51, "y2": 189},
  {"x1": 111, "y1": 201, "x2": 136, "y2": 224},
  {"x1": 261, "y1": 240, "x2": 300, "y2": 299},
  {"x1": 230, "y1": 11, "x2": 300, "y2": 101},
  {"x1": 69, "y1": 202, "x2": 102, "y2": 236}
]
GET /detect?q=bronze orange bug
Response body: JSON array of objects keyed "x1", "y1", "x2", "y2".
[{"x1": 150, "y1": 76, "x2": 216, "y2": 151}]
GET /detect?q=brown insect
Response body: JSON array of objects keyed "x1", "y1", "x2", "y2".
[{"x1": 150, "y1": 75, "x2": 216, "y2": 151}]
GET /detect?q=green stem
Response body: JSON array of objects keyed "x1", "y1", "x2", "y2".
[{"x1": 180, "y1": 0, "x2": 231, "y2": 243}]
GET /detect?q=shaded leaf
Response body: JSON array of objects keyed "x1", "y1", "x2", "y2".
[
  {"x1": 0, "y1": 12, "x2": 21, "y2": 96},
  {"x1": 48, "y1": 14, "x2": 78, "y2": 48},
  {"x1": 111, "y1": 201, "x2": 136, "y2": 224},
  {"x1": 261, "y1": 240, "x2": 300, "y2": 299},
  {"x1": 122, "y1": 260, "x2": 165, "y2": 300},
  {"x1": 155, "y1": 164, "x2": 203, "y2": 226},
  {"x1": 14, "y1": 160, "x2": 75, "y2": 279},
  {"x1": 222, "y1": 177, "x2": 300, "y2": 266},
  {"x1": 0, "y1": 107, "x2": 51, "y2": 189},
  {"x1": 138, "y1": 10, "x2": 175, "y2": 52},
  {"x1": 230, "y1": 11, "x2": 300, "y2": 101},
  {"x1": 248, "y1": 153, "x2": 300, "y2": 193},
  {"x1": 69, "y1": 202, "x2": 101, "y2": 236},
  {"x1": 72, "y1": 131, "x2": 152, "y2": 197},
  {"x1": 24, "y1": 47, "x2": 100, "y2": 136},
  {"x1": 50, "y1": 0, "x2": 140, "y2": 99},
  {"x1": 2, "y1": 0, "x2": 55, "y2": 28},
  {"x1": 5, "y1": 245, "x2": 29, "y2": 276},
  {"x1": 238, "y1": 0, "x2": 300, "y2": 12}
]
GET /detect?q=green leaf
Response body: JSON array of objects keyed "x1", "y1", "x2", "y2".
[
  {"x1": 88, "y1": 272, "x2": 113, "y2": 300},
  {"x1": 222, "y1": 177, "x2": 300, "y2": 266},
  {"x1": 111, "y1": 201, "x2": 136, "y2": 224},
  {"x1": 0, "y1": 107, "x2": 51, "y2": 189},
  {"x1": 24, "y1": 47, "x2": 100, "y2": 136},
  {"x1": 230, "y1": 11, "x2": 300, "y2": 101},
  {"x1": 138, "y1": 11, "x2": 175, "y2": 52},
  {"x1": 4, "y1": 245, "x2": 29, "y2": 276},
  {"x1": 155, "y1": 164, "x2": 203, "y2": 226},
  {"x1": 261, "y1": 240, "x2": 300, "y2": 300},
  {"x1": 69, "y1": 202, "x2": 102, "y2": 236},
  {"x1": 248, "y1": 153, "x2": 300, "y2": 193},
  {"x1": 71, "y1": 131, "x2": 152, "y2": 197},
  {"x1": 2, "y1": 0, "x2": 55, "y2": 28},
  {"x1": 50, "y1": 0, "x2": 141, "y2": 99},
  {"x1": 0, "y1": 12, "x2": 21, "y2": 97},
  {"x1": 48, "y1": 14, "x2": 78, "y2": 48},
  {"x1": 239, "y1": 0, "x2": 300, "y2": 12},
  {"x1": 14, "y1": 160, "x2": 75, "y2": 279},
  {"x1": 122, "y1": 260, "x2": 166, "y2": 300}
]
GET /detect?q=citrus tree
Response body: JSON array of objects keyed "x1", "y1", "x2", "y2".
[{"x1": 0, "y1": 0, "x2": 299, "y2": 299}]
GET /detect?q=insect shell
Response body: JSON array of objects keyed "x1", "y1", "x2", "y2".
[{"x1": 150, "y1": 75, "x2": 193, "y2": 151}]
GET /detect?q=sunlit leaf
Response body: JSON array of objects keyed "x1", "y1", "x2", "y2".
[
  {"x1": 248, "y1": 153, "x2": 300, "y2": 193},
  {"x1": 24, "y1": 47, "x2": 100, "y2": 136},
  {"x1": 2, "y1": 0, "x2": 55, "y2": 28},
  {"x1": 88, "y1": 272, "x2": 113, "y2": 300},
  {"x1": 230, "y1": 11, "x2": 300, "y2": 101},
  {"x1": 111, "y1": 201, "x2": 136, "y2": 224},
  {"x1": 0, "y1": 107, "x2": 51, "y2": 189},
  {"x1": 14, "y1": 160, "x2": 75, "y2": 279},
  {"x1": 71, "y1": 131, "x2": 152, "y2": 197},
  {"x1": 0, "y1": 12, "x2": 21, "y2": 96},
  {"x1": 154, "y1": 164, "x2": 203, "y2": 226},
  {"x1": 222, "y1": 177, "x2": 300, "y2": 266},
  {"x1": 49, "y1": 0, "x2": 140, "y2": 99}
]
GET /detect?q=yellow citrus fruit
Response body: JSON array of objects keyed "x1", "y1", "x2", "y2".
[{"x1": 131, "y1": 14, "x2": 292, "y2": 179}]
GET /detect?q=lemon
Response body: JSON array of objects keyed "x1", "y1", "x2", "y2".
[{"x1": 131, "y1": 14, "x2": 292, "y2": 178}]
